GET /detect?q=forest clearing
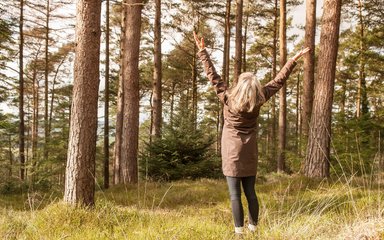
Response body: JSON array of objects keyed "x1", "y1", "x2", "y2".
[{"x1": 0, "y1": 0, "x2": 383, "y2": 238}]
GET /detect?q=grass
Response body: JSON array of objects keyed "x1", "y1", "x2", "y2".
[{"x1": 0, "y1": 174, "x2": 383, "y2": 239}]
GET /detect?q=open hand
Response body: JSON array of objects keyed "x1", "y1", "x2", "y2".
[
  {"x1": 193, "y1": 31, "x2": 205, "y2": 51},
  {"x1": 291, "y1": 47, "x2": 311, "y2": 61}
]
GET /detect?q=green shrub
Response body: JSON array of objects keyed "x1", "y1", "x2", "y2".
[
  {"x1": 0, "y1": 179, "x2": 29, "y2": 195},
  {"x1": 139, "y1": 126, "x2": 221, "y2": 181}
]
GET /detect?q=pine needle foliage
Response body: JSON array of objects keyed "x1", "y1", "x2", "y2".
[{"x1": 140, "y1": 110, "x2": 221, "y2": 181}]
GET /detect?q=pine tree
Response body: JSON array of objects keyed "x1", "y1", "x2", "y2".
[
  {"x1": 304, "y1": 0, "x2": 342, "y2": 178},
  {"x1": 64, "y1": 0, "x2": 102, "y2": 206}
]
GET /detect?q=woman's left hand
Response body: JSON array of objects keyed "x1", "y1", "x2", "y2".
[
  {"x1": 291, "y1": 47, "x2": 311, "y2": 61},
  {"x1": 193, "y1": 31, "x2": 205, "y2": 51}
]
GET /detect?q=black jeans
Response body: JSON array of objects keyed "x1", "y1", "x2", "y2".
[{"x1": 226, "y1": 176, "x2": 259, "y2": 227}]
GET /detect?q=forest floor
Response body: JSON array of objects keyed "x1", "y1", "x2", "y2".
[{"x1": 0, "y1": 173, "x2": 383, "y2": 240}]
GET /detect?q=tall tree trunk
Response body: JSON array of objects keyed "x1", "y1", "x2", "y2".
[
  {"x1": 340, "y1": 68, "x2": 347, "y2": 116},
  {"x1": 277, "y1": 0, "x2": 287, "y2": 173},
  {"x1": 64, "y1": 0, "x2": 101, "y2": 206},
  {"x1": 219, "y1": 0, "x2": 231, "y2": 156},
  {"x1": 114, "y1": 5, "x2": 126, "y2": 185},
  {"x1": 242, "y1": 0, "x2": 250, "y2": 72},
  {"x1": 120, "y1": 0, "x2": 143, "y2": 184},
  {"x1": 19, "y1": 0, "x2": 26, "y2": 181},
  {"x1": 44, "y1": 0, "x2": 50, "y2": 163},
  {"x1": 266, "y1": 105, "x2": 270, "y2": 157},
  {"x1": 149, "y1": 92, "x2": 154, "y2": 146},
  {"x1": 170, "y1": 81, "x2": 175, "y2": 128},
  {"x1": 216, "y1": 103, "x2": 220, "y2": 153},
  {"x1": 304, "y1": 0, "x2": 342, "y2": 178},
  {"x1": 233, "y1": 0, "x2": 243, "y2": 85},
  {"x1": 296, "y1": 72, "x2": 301, "y2": 154},
  {"x1": 151, "y1": 0, "x2": 162, "y2": 138},
  {"x1": 49, "y1": 59, "x2": 65, "y2": 135},
  {"x1": 8, "y1": 135, "x2": 13, "y2": 178},
  {"x1": 31, "y1": 55, "x2": 39, "y2": 184},
  {"x1": 222, "y1": 0, "x2": 231, "y2": 84},
  {"x1": 270, "y1": 0, "x2": 278, "y2": 169},
  {"x1": 302, "y1": 0, "x2": 316, "y2": 137},
  {"x1": 192, "y1": 50, "x2": 198, "y2": 131},
  {"x1": 104, "y1": 0, "x2": 110, "y2": 189},
  {"x1": 25, "y1": 102, "x2": 30, "y2": 180},
  {"x1": 379, "y1": 131, "x2": 383, "y2": 171},
  {"x1": 357, "y1": 0, "x2": 368, "y2": 117},
  {"x1": 337, "y1": 63, "x2": 349, "y2": 161}
]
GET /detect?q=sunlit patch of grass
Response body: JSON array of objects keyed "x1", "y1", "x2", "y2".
[{"x1": 0, "y1": 174, "x2": 383, "y2": 239}]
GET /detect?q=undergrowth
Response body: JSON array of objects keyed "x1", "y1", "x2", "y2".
[{"x1": 0, "y1": 174, "x2": 383, "y2": 239}]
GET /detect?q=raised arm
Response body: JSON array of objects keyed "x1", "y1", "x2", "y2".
[
  {"x1": 194, "y1": 32, "x2": 227, "y2": 103},
  {"x1": 263, "y1": 47, "x2": 310, "y2": 101}
]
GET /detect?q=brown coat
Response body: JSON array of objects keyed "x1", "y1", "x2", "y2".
[{"x1": 197, "y1": 49, "x2": 297, "y2": 177}]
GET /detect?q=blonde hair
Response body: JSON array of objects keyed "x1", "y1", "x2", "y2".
[{"x1": 228, "y1": 72, "x2": 265, "y2": 113}]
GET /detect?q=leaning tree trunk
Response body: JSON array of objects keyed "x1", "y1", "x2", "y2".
[
  {"x1": 233, "y1": 0, "x2": 243, "y2": 85},
  {"x1": 277, "y1": 0, "x2": 287, "y2": 173},
  {"x1": 64, "y1": 0, "x2": 102, "y2": 206},
  {"x1": 302, "y1": 0, "x2": 317, "y2": 137},
  {"x1": 304, "y1": 0, "x2": 342, "y2": 178},
  {"x1": 120, "y1": 0, "x2": 143, "y2": 184},
  {"x1": 151, "y1": 0, "x2": 162, "y2": 139}
]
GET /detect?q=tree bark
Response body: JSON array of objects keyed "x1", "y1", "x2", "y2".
[
  {"x1": 170, "y1": 81, "x2": 175, "y2": 128},
  {"x1": 19, "y1": 0, "x2": 26, "y2": 181},
  {"x1": 64, "y1": 0, "x2": 102, "y2": 206},
  {"x1": 219, "y1": 0, "x2": 231, "y2": 156},
  {"x1": 233, "y1": 0, "x2": 243, "y2": 85},
  {"x1": 151, "y1": 0, "x2": 162, "y2": 138},
  {"x1": 49, "y1": 58, "x2": 65, "y2": 134},
  {"x1": 277, "y1": 0, "x2": 287, "y2": 173},
  {"x1": 8, "y1": 135, "x2": 13, "y2": 178},
  {"x1": 296, "y1": 72, "x2": 301, "y2": 154},
  {"x1": 31, "y1": 52, "x2": 40, "y2": 184},
  {"x1": 44, "y1": 0, "x2": 50, "y2": 163},
  {"x1": 192, "y1": 46, "x2": 198, "y2": 131},
  {"x1": 114, "y1": 4, "x2": 126, "y2": 185},
  {"x1": 304, "y1": 0, "x2": 342, "y2": 178},
  {"x1": 222, "y1": 0, "x2": 231, "y2": 84},
  {"x1": 242, "y1": 0, "x2": 250, "y2": 72},
  {"x1": 270, "y1": 0, "x2": 278, "y2": 167},
  {"x1": 120, "y1": 0, "x2": 143, "y2": 184},
  {"x1": 302, "y1": 0, "x2": 316, "y2": 137},
  {"x1": 357, "y1": 0, "x2": 368, "y2": 117},
  {"x1": 104, "y1": 0, "x2": 110, "y2": 189}
]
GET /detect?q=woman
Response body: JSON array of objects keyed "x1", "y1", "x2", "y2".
[{"x1": 194, "y1": 32, "x2": 310, "y2": 234}]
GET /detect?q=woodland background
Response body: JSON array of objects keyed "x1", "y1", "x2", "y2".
[{"x1": 0, "y1": 0, "x2": 383, "y2": 239}]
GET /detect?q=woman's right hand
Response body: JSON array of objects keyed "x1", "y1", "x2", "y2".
[
  {"x1": 193, "y1": 31, "x2": 205, "y2": 51},
  {"x1": 291, "y1": 47, "x2": 310, "y2": 61}
]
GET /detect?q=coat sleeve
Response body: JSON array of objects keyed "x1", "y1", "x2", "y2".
[
  {"x1": 263, "y1": 59, "x2": 297, "y2": 101},
  {"x1": 197, "y1": 49, "x2": 227, "y2": 103}
]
